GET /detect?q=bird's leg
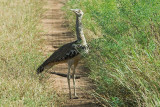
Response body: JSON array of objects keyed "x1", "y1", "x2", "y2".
[
  {"x1": 67, "y1": 63, "x2": 72, "y2": 99},
  {"x1": 72, "y1": 62, "x2": 78, "y2": 99},
  {"x1": 72, "y1": 67, "x2": 78, "y2": 98}
]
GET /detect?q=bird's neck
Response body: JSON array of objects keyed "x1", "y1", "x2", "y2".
[{"x1": 76, "y1": 16, "x2": 87, "y2": 46}]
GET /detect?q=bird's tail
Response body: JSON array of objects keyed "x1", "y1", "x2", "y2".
[
  {"x1": 37, "y1": 59, "x2": 55, "y2": 74},
  {"x1": 37, "y1": 64, "x2": 44, "y2": 74}
]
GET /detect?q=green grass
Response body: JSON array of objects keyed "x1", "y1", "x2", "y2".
[
  {"x1": 64, "y1": 0, "x2": 160, "y2": 106},
  {"x1": 0, "y1": 0, "x2": 59, "y2": 106}
]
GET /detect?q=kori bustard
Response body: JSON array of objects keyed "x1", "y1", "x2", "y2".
[{"x1": 37, "y1": 9, "x2": 88, "y2": 99}]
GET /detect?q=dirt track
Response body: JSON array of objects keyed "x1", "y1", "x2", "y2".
[{"x1": 41, "y1": 0, "x2": 99, "y2": 106}]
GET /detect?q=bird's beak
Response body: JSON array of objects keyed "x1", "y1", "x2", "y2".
[{"x1": 70, "y1": 9, "x2": 76, "y2": 13}]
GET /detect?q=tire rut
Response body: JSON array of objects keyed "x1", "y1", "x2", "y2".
[{"x1": 41, "y1": 0, "x2": 99, "y2": 106}]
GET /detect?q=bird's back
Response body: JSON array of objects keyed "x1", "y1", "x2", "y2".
[{"x1": 45, "y1": 40, "x2": 80, "y2": 64}]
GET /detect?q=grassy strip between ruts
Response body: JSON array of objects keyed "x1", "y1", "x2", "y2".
[
  {"x1": 0, "y1": 0, "x2": 61, "y2": 106},
  {"x1": 64, "y1": 0, "x2": 160, "y2": 106}
]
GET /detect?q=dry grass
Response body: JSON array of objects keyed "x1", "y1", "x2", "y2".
[{"x1": 0, "y1": 0, "x2": 59, "y2": 106}]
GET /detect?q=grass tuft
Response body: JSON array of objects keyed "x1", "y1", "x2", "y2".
[{"x1": 64, "y1": 0, "x2": 160, "y2": 106}]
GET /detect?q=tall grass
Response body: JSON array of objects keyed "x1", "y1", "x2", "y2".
[
  {"x1": 64, "y1": 0, "x2": 160, "y2": 106},
  {"x1": 0, "y1": 0, "x2": 58, "y2": 106}
]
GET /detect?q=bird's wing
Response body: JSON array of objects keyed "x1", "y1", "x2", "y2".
[{"x1": 42, "y1": 41, "x2": 80, "y2": 66}]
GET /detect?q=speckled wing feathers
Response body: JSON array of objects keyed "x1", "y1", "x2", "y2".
[{"x1": 41, "y1": 40, "x2": 81, "y2": 67}]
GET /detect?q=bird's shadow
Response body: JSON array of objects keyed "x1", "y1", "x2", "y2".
[{"x1": 49, "y1": 72, "x2": 81, "y2": 79}]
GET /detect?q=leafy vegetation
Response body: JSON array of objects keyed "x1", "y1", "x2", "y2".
[
  {"x1": 64, "y1": 0, "x2": 160, "y2": 106},
  {"x1": 0, "y1": 0, "x2": 59, "y2": 106}
]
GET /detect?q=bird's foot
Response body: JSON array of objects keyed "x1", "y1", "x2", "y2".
[{"x1": 73, "y1": 95, "x2": 78, "y2": 99}]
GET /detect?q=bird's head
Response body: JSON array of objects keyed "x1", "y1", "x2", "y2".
[{"x1": 70, "y1": 9, "x2": 83, "y2": 17}]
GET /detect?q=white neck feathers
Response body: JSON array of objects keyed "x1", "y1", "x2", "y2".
[{"x1": 76, "y1": 16, "x2": 87, "y2": 46}]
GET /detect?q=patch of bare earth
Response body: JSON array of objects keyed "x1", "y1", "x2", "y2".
[{"x1": 41, "y1": 0, "x2": 100, "y2": 106}]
